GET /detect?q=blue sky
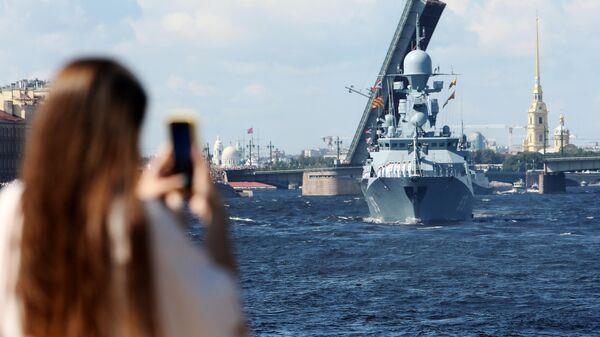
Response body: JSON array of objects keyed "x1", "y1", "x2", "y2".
[{"x1": 1, "y1": 0, "x2": 598, "y2": 154}]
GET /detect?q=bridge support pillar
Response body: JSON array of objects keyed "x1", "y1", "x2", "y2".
[
  {"x1": 302, "y1": 168, "x2": 362, "y2": 196},
  {"x1": 539, "y1": 172, "x2": 566, "y2": 194}
]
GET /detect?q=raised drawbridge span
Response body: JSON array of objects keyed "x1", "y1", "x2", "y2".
[{"x1": 345, "y1": 0, "x2": 446, "y2": 166}]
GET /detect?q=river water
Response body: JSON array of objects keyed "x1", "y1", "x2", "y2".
[{"x1": 194, "y1": 187, "x2": 600, "y2": 336}]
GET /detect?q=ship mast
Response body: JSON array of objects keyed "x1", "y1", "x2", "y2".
[{"x1": 411, "y1": 15, "x2": 423, "y2": 177}]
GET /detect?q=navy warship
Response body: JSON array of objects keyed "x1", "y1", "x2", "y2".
[{"x1": 361, "y1": 21, "x2": 474, "y2": 222}]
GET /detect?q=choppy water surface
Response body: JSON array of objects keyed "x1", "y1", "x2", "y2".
[{"x1": 195, "y1": 187, "x2": 600, "y2": 336}]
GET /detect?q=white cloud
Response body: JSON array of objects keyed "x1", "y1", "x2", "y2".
[
  {"x1": 161, "y1": 12, "x2": 239, "y2": 44},
  {"x1": 442, "y1": 0, "x2": 600, "y2": 57},
  {"x1": 167, "y1": 75, "x2": 217, "y2": 97},
  {"x1": 2, "y1": 0, "x2": 599, "y2": 153},
  {"x1": 241, "y1": 84, "x2": 267, "y2": 98}
]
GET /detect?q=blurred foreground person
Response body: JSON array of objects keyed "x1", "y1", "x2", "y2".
[{"x1": 0, "y1": 59, "x2": 246, "y2": 337}]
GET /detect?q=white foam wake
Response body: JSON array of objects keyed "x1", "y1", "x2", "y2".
[{"x1": 229, "y1": 216, "x2": 255, "y2": 223}]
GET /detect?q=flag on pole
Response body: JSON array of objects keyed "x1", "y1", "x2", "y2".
[
  {"x1": 371, "y1": 96, "x2": 384, "y2": 109},
  {"x1": 371, "y1": 78, "x2": 382, "y2": 92},
  {"x1": 365, "y1": 128, "x2": 372, "y2": 135},
  {"x1": 247, "y1": 127, "x2": 254, "y2": 134},
  {"x1": 442, "y1": 91, "x2": 455, "y2": 108},
  {"x1": 449, "y1": 78, "x2": 457, "y2": 89}
]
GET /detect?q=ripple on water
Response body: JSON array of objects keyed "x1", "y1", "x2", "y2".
[{"x1": 206, "y1": 189, "x2": 600, "y2": 336}]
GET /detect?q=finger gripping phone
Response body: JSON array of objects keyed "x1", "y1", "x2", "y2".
[{"x1": 169, "y1": 118, "x2": 196, "y2": 190}]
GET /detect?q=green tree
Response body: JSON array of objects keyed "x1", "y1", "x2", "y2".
[
  {"x1": 469, "y1": 149, "x2": 506, "y2": 164},
  {"x1": 502, "y1": 152, "x2": 544, "y2": 172}
]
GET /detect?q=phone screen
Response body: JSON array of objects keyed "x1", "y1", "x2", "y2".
[{"x1": 170, "y1": 121, "x2": 194, "y2": 187}]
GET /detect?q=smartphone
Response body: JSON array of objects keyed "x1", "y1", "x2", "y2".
[{"x1": 169, "y1": 117, "x2": 196, "y2": 191}]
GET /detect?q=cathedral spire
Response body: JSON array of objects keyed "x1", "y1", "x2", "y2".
[{"x1": 533, "y1": 16, "x2": 543, "y2": 101}]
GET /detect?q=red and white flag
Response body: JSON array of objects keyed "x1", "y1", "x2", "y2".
[
  {"x1": 371, "y1": 78, "x2": 382, "y2": 92},
  {"x1": 247, "y1": 127, "x2": 254, "y2": 134}
]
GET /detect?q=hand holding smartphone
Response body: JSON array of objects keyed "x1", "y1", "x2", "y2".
[
  {"x1": 166, "y1": 116, "x2": 237, "y2": 274},
  {"x1": 169, "y1": 116, "x2": 197, "y2": 194}
]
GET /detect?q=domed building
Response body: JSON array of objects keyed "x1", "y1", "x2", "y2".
[
  {"x1": 221, "y1": 143, "x2": 242, "y2": 168},
  {"x1": 212, "y1": 136, "x2": 223, "y2": 166},
  {"x1": 553, "y1": 114, "x2": 570, "y2": 152}
]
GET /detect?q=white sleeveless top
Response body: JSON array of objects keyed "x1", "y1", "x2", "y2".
[{"x1": 0, "y1": 182, "x2": 244, "y2": 337}]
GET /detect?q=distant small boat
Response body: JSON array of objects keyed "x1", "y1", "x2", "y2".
[
  {"x1": 526, "y1": 183, "x2": 540, "y2": 193},
  {"x1": 508, "y1": 179, "x2": 526, "y2": 194},
  {"x1": 580, "y1": 181, "x2": 589, "y2": 187}
]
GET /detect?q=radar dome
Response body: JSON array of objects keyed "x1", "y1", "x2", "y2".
[
  {"x1": 403, "y1": 49, "x2": 432, "y2": 91},
  {"x1": 403, "y1": 49, "x2": 432, "y2": 75}
]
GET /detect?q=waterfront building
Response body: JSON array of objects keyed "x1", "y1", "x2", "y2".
[
  {"x1": 0, "y1": 79, "x2": 49, "y2": 120},
  {"x1": 0, "y1": 79, "x2": 48, "y2": 182},
  {"x1": 523, "y1": 17, "x2": 549, "y2": 153},
  {"x1": 553, "y1": 114, "x2": 570, "y2": 153},
  {"x1": 469, "y1": 132, "x2": 487, "y2": 151},
  {"x1": 0, "y1": 110, "x2": 26, "y2": 183}
]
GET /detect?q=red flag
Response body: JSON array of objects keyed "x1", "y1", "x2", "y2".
[
  {"x1": 371, "y1": 78, "x2": 382, "y2": 93},
  {"x1": 247, "y1": 127, "x2": 254, "y2": 134},
  {"x1": 442, "y1": 91, "x2": 455, "y2": 108}
]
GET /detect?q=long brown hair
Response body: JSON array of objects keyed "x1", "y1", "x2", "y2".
[{"x1": 17, "y1": 58, "x2": 157, "y2": 337}]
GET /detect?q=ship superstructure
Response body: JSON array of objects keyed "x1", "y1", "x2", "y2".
[{"x1": 361, "y1": 18, "x2": 474, "y2": 222}]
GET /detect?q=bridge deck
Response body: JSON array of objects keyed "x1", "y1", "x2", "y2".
[{"x1": 544, "y1": 156, "x2": 600, "y2": 173}]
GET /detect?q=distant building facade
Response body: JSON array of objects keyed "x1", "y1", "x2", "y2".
[
  {"x1": 0, "y1": 110, "x2": 26, "y2": 183},
  {"x1": 523, "y1": 17, "x2": 549, "y2": 153},
  {"x1": 0, "y1": 79, "x2": 48, "y2": 183},
  {"x1": 0, "y1": 79, "x2": 49, "y2": 120},
  {"x1": 468, "y1": 132, "x2": 486, "y2": 151}
]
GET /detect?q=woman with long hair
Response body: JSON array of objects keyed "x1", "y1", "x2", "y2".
[{"x1": 0, "y1": 58, "x2": 246, "y2": 337}]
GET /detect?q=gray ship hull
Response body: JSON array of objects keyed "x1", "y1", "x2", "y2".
[{"x1": 361, "y1": 176, "x2": 474, "y2": 222}]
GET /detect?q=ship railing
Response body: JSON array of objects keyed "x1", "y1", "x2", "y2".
[{"x1": 373, "y1": 162, "x2": 467, "y2": 179}]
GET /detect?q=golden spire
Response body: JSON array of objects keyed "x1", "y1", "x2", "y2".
[
  {"x1": 535, "y1": 17, "x2": 540, "y2": 83},
  {"x1": 532, "y1": 16, "x2": 543, "y2": 100}
]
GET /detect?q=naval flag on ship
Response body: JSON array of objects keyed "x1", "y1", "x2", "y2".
[
  {"x1": 371, "y1": 78, "x2": 383, "y2": 93},
  {"x1": 449, "y1": 77, "x2": 457, "y2": 89},
  {"x1": 442, "y1": 91, "x2": 455, "y2": 108},
  {"x1": 371, "y1": 96, "x2": 384, "y2": 109}
]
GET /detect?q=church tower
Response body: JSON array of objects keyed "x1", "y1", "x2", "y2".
[
  {"x1": 523, "y1": 17, "x2": 549, "y2": 152},
  {"x1": 553, "y1": 114, "x2": 570, "y2": 152}
]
